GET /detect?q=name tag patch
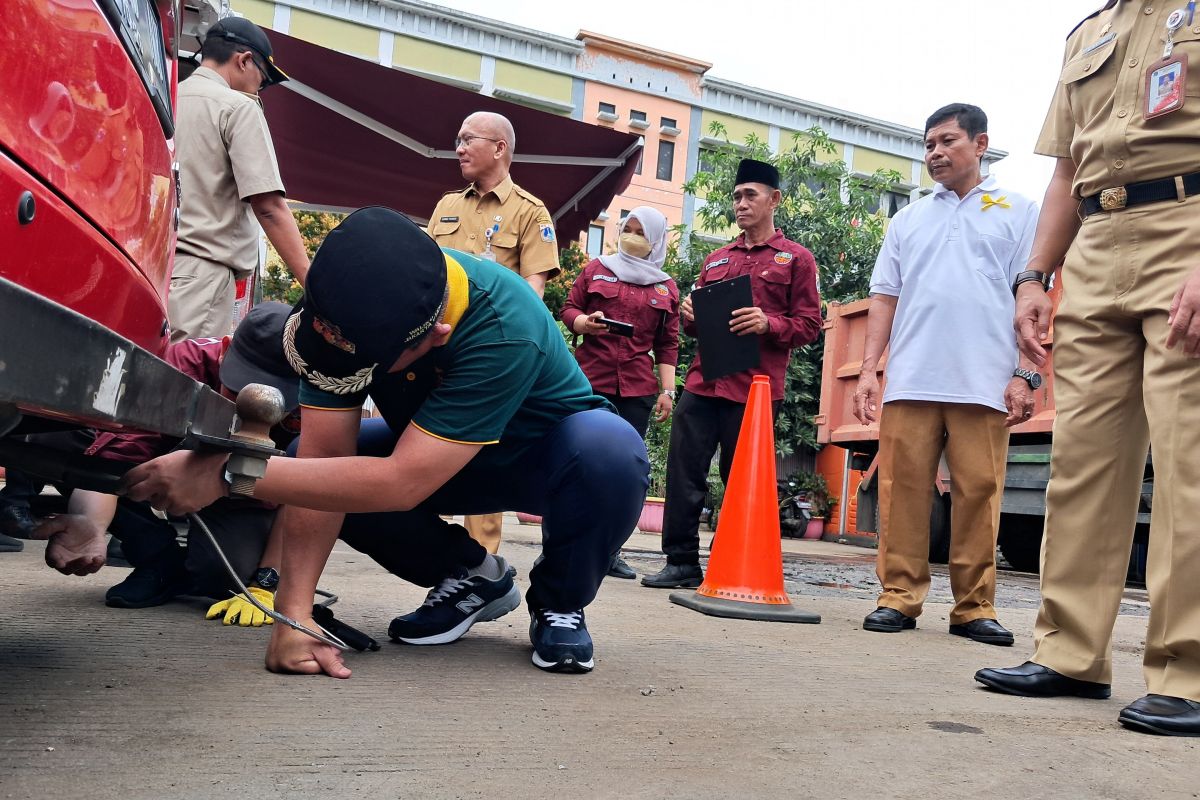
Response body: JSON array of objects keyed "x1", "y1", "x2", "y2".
[
  {"x1": 705, "y1": 257, "x2": 730, "y2": 271},
  {"x1": 439, "y1": 216, "x2": 458, "y2": 223}
]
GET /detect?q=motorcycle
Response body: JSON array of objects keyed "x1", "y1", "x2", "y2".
[{"x1": 778, "y1": 476, "x2": 813, "y2": 538}]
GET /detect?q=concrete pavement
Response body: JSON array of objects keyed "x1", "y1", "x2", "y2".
[{"x1": 1, "y1": 514, "x2": 1195, "y2": 799}]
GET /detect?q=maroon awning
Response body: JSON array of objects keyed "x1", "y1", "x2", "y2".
[{"x1": 260, "y1": 31, "x2": 641, "y2": 241}]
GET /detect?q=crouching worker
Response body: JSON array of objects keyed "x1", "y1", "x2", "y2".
[
  {"x1": 34, "y1": 303, "x2": 301, "y2": 623},
  {"x1": 122, "y1": 207, "x2": 650, "y2": 678}
]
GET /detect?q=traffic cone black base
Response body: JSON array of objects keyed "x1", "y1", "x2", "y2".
[{"x1": 670, "y1": 591, "x2": 821, "y2": 623}]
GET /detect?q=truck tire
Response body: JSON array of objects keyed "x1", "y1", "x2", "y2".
[
  {"x1": 928, "y1": 492, "x2": 951, "y2": 564},
  {"x1": 998, "y1": 513, "x2": 1043, "y2": 574}
]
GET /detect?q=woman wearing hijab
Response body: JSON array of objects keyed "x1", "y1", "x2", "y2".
[{"x1": 562, "y1": 206, "x2": 680, "y2": 580}]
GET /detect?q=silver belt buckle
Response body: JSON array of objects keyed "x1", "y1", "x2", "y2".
[{"x1": 1099, "y1": 186, "x2": 1128, "y2": 211}]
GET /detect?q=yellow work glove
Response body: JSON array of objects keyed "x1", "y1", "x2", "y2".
[{"x1": 205, "y1": 586, "x2": 275, "y2": 627}]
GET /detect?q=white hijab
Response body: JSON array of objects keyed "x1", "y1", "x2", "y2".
[{"x1": 599, "y1": 206, "x2": 671, "y2": 285}]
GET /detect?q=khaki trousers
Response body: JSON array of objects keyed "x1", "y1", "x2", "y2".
[
  {"x1": 1032, "y1": 194, "x2": 1200, "y2": 701},
  {"x1": 465, "y1": 513, "x2": 502, "y2": 554},
  {"x1": 167, "y1": 253, "x2": 236, "y2": 343},
  {"x1": 876, "y1": 401, "x2": 1009, "y2": 624}
]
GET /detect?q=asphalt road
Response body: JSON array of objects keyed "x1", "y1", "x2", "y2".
[{"x1": 0, "y1": 518, "x2": 1192, "y2": 800}]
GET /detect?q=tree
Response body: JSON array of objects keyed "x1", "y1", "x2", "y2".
[
  {"x1": 541, "y1": 242, "x2": 589, "y2": 320},
  {"x1": 666, "y1": 122, "x2": 898, "y2": 455},
  {"x1": 261, "y1": 210, "x2": 344, "y2": 305}
]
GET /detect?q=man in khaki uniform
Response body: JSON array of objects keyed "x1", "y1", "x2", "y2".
[
  {"x1": 428, "y1": 111, "x2": 560, "y2": 553},
  {"x1": 976, "y1": 0, "x2": 1200, "y2": 736},
  {"x1": 171, "y1": 17, "x2": 309, "y2": 342}
]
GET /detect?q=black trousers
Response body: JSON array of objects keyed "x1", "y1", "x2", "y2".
[
  {"x1": 302, "y1": 410, "x2": 649, "y2": 611},
  {"x1": 111, "y1": 498, "x2": 274, "y2": 598},
  {"x1": 661, "y1": 391, "x2": 779, "y2": 566},
  {"x1": 598, "y1": 392, "x2": 656, "y2": 439}
]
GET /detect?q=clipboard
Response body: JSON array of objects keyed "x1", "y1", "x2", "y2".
[{"x1": 689, "y1": 273, "x2": 760, "y2": 382}]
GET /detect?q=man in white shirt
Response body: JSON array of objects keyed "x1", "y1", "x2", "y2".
[{"x1": 853, "y1": 103, "x2": 1039, "y2": 645}]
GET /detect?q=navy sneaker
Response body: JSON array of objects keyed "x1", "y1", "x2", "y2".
[
  {"x1": 388, "y1": 558, "x2": 520, "y2": 645},
  {"x1": 529, "y1": 608, "x2": 593, "y2": 673},
  {"x1": 105, "y1": 562, "x2": 187, "y2": 609}
]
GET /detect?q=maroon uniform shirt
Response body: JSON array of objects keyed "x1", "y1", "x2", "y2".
[
  {"x1": 682, "y1": 229, "x2": 821, "y2": 402},
  {"x1": 562, "y1": 260, "x2": 680, "y2": 397}
]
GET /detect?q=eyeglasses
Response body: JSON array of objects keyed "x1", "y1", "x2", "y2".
[
  {"x1": 454, "y1": 134, "x2": 501, "y2": 149},
  {"x1": 250, "y1": 57, "x2": 271, "y2": 91}
]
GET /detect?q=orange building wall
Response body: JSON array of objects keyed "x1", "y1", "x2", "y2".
[{"x1": 580, "y1": 82, "x2": 691, "y2": 248}]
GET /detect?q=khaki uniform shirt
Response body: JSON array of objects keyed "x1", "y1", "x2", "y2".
[
  {"x1": 1037, "y1": 0, "x2": 1200, "y2": 198},
  {"x1": 428, "y1": 175, "x2": 560, "y2": 280},
  {"x1": 176, "y1": 67, "x2": 285, "y2": 277}
]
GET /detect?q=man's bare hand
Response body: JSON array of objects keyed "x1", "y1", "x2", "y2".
[
  {"x1": 1166, "y1": 266, "x2": 1200, "y2": 357},
  {"x1": 1004, "y1": 377, "x2": 1036, "y2": 428},
  {"x1": 680, "y1": 295, "x2": 694, "y2": 323},
  {"x1": 1014, "y1": 283, "x2": 1053, "y2": 367},
  {"x1": 32, "y1": 514, "x2": 107, "y2": 576},
  {"x1": 121, "y1": 450, "x2": 229, "y2": 515},
  {"x1": 853, "y1": 372, "x2": 882, "y2": 424},
  {"x1": 653, "y1": 391, "x2": 673, "y2": 422},
  {"x1": 266, "y1": 619, "x2": 351, "y2": 679},
  {"x1": 730, "y1": 306, "x2": 769, "y2": 336}
]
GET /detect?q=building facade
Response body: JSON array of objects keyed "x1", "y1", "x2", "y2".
[{"x1": 229, "y1": 0, "x2": 1006, "y2": 253}]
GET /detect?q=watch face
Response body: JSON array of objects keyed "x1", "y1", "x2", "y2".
[
  {"x1": 254, "y1": 567, "x2": 280, "y2": 590},
  {"x1": 1029, "y1": 372, "x2": 1043, "y2": 389}
]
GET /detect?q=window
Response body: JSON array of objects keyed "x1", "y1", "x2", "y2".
[
  {"x1": 656, "y1": 140, "x2": 675, "y2": 182},
  {"x1": 587, "y1": 225, "x2": 604, "y2": 258},
  {"x1": 698, "y1": 148, "x2": 717, "y2": 175},
  {"x1": 596, "y1": 101, "x2": 618, "y2": 123},
  {"x1": 634, "y1": 151, "x2": 643, "y2": 175},
  {"x1": 660, "y1": 116, "x2": 676, "y2": 130},
  {"x1": 599, "y1": 101, "x2": 616, "y2": 115},
  {"x1": 619, "y1": 209, "x2": 631, "y2": 221},
  {"x1": 884, "y1": 190, "x2": 911, "y2": 218}
]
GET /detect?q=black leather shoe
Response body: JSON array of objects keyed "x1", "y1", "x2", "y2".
[
  {"x1": 0, "y1": 532, "x2": 24, "y2": 553},
  {"x1": 641, "y1": 563, "x2": 703, "y2": 589},
  {"x1": 0, "y1": 504, "x2": 37, "y2": 539},
  {"x1": 862, "y1": 606, "x2": 916, "y2": 632},
  {"x1": 949, "y1": 618, "x2": 1014, "y2": 646},
  {"x1": 105, "y1": 563, "x2": 187, "y2": 609},
  {"x1": 1119, "y1": 694, "x2": 1200, "y2": 736},
  {"x1": 974, "y1": 661, "x2": 1110, "y2": 698},
  {"x1": 607, "y1": 555, "x2": 637, "y2": 580}
]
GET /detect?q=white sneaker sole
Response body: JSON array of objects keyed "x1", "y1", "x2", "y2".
[
  {"x1": 396, "y1": 583, "x2": 521, "y2": 645},
  {"x1": 531, "y1": 651, "x2": 595, "y2": 673}
]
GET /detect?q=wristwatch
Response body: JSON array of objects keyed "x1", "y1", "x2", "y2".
[
  {"x1": 1012, "y1": 269, "x2": 1050, "y2": 296},
  {"x1": 252, "y1": 567, "x2": 280, "y2": 591},
  {"x1": 1013, "y1": 367, "x2": 1043, "y2": 389},
  {"x1": 661, "y1": 389, "x2": 677, "y2": 400}
]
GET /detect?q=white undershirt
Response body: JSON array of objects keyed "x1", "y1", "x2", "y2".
[{"x1": 869, "y1": 175, "x2": 1039, "y2": 412}]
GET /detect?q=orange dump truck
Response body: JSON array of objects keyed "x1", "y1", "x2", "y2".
[{"x1": 813, "y1": 276, "x2": 1151, "y2": 577}]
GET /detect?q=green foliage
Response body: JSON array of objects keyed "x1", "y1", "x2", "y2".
[
  {"x1": 788, "y1": 469, "x2": 838, "y2": 519},
  {"x1": 262, "y1": 210, "x2": 345, "y2": 305},
  {"x1": 542, "y1": 243, "x2": 589, "y2": 319},
  {"x1": 664, "y1": 122, "x2": 897, "y2": 455}
]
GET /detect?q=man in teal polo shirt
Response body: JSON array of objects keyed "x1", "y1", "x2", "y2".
[{"x1": 123, "y1": 207, "x2": 649, "y2": 677}]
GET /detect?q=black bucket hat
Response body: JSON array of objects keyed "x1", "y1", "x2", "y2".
[
  {"x1": 219, "y1": 301, "x2": 300, "y2": 411},
  {"x1": 283, "y1": 207, "x2": 448, "y2": 396},
  {"x1": 206, "y1": 17, "x2": 289, "y2": 87}
]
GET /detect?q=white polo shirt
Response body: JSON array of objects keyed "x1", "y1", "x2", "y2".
[{"x1": 869, "y1": 175, "x2": 1039, "y2": 412}]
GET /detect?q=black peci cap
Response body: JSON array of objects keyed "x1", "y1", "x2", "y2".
[
  {"x1": 206, "y1": 17, "x2": 288, "y2": 86},
  {"x1": 283, "y1": 207, "x2": 449, "y2": 396},
  {"x1": 734, "y1": 158, "x2": 780, "y2": 190}
]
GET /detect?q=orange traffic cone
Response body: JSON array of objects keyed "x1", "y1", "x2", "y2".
[{"x1": 670, "y1": 375, "x2": 820, "y2": 623}]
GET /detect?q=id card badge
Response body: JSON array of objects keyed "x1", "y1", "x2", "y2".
[{"x1": 1145, "y1": 54, "x2": 1188, "y2": 119}]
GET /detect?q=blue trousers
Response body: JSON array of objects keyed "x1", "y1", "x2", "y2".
[{"x1": 303, "y1": 409, "x2": 649, "y2": 611}]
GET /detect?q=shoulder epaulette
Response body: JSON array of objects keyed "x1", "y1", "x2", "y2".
[
  {"x1": 512, "y1": 184, "x2": 547, "y2": 207},
  {"x1": 1068, "y1": 0, "x2": 1118, "y2": 39}
]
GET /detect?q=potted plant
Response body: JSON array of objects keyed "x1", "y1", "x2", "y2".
[{"x1": 789, "y1": 470, "x2": 837, "y2": 540}]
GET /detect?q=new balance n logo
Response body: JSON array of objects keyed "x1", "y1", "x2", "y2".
[{"x1": 456, "y1": 594, "x2": 484, "y2": 615}]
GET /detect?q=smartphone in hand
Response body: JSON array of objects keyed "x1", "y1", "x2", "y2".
[{"x1": 598, "y1": 317, "x2": 634, "y2": 337}]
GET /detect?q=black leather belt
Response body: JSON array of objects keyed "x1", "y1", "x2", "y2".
[{"x1": 1082, "y1": 172, "x2": 1200, "y2": 216}]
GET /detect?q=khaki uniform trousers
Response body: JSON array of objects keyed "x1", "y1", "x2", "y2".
[
  {"x1": 1032, "y1": 195, "x2": 1200, "y2": 701},
  {"x1": 876, "y1": 401, "x2": 1009, "y2": 624},
  {"x1": 465, "y1": 513, "x2": 502, "y2": 554},
  {"x1": 167, "y1": 253, "x2": 236, "y2": 343}
]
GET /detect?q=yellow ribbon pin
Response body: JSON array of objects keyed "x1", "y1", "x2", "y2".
[{"x1": 981, "y1": 194, "x2": 1011, "y2": 211}]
